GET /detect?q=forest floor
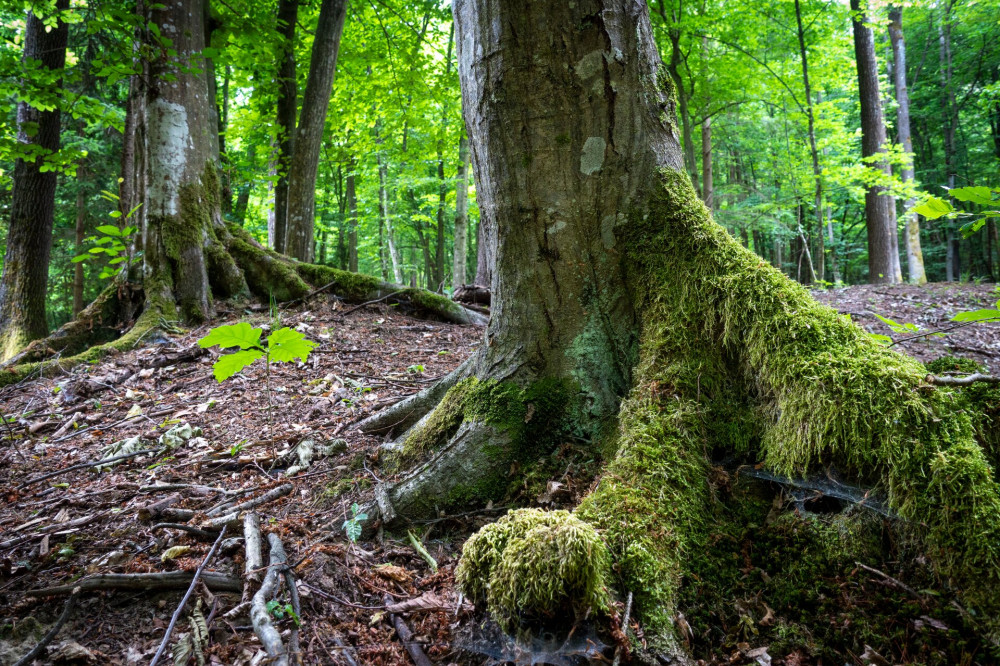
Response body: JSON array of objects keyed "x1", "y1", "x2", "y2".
[{"x1": 1, "y1": 282, "x2": 998, "y2": 666}]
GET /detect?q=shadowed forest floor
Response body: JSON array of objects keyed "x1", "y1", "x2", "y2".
[{"x1": 1, "y1": 283, "x2": 999, "y2": 666}]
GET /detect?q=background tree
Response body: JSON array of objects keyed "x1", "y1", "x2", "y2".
[{"x1": 0, "y1": 0, "x2": 70, "y2": 361}]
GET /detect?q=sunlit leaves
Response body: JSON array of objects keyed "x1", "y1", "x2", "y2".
[
  {"x1": 197, "y1": 322, "x2": 263, "y2": 350},
  {"x1": 198, "y1": 323, "x2": 315, "y2": 382}
]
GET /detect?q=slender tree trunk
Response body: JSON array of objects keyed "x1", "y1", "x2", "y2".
[
  {"x1": 73, "y1": 165, "x2": 88, "y2": 317},
  {"x1": 284, "y1": 0, "x2": 348, "y2": 261},
  {"x1": 219, "y1": 64, "x2": 232, "y2": 215},
  {"x1": 377, "y1": 151, "x2": 403, "y2": 283},
  {"x1": 271, "y1": 0, "x2": 298, "y2": 253},
  {"x1": 795, "y1": 0, "x2": 827, "y2": 285},
  {"x1": 939, "y1": 0, "x2": 958, "y2": 281},
  {"x1": 452, "y1": 135, "x2": 471, "y2": 288},
  {"x1": 0, "y1": 0, "x2": 69, "y2": 361},
  {"x1": 851, "y1": 0, "x2": 898, "y2": 284},
  {"x1": 435, "y1": 149, "x2": 448, "y2": 290},
  {"x1": 347, "y1": 158, "x2": 359, "y2": 272},
  {"x1": 888, "y1": 7, "x2": 926, "y2": 284},
  {"x1": 701, "y1": 114, "x2": 713, "y2": 209}
]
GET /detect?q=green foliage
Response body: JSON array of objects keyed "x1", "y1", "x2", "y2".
[
  {"x1": 197, "y1": 322, "x2": 315, "y2": 382},
  {"x1": 342, "y1": 502, "x2": 367, "y2": 543},
  {"x1": 913, "y1": 186, "x2": 1000, "y2": 239},
  {"x1": 72, "y1": 188, "x2": 141, "y2": 279},
  {"x1": 264, "y1": 599, "x2": 300, "y2": 627}
]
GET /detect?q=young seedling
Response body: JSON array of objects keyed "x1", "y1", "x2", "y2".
[
  {"x1": 198, "y1": 322, "x2": 315, "y2": 453},
  {"x1": 342, "y1": 502, "x2": 367, "y2": 544}
]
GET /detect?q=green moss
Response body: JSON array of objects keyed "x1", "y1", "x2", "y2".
[
  {"x1": 403, "y1": 288, "x2": 466, "y2": 320},
  {"x1": 294, "y1": 263, "x2": 382, "y2": 300},
  {"x1": 456, "y1": 508, "x2": 610, "y2": 631},
  {"x1": 224, "y1": 226, "x2": 311, "y2": 301}
]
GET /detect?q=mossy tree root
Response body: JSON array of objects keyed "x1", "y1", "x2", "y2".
[
  {"x1": 0, "y1": 228, "x2": 485, "y2": 387},
  {"x1": 225, "y1": 226, "x2": 487, "y2": 326},
  {"x1": 359, "y1": 355, "x2": 476, "y2": 436},
  {"x1": 379, "y1": 171, "x2": 1000, "y2": 655}
]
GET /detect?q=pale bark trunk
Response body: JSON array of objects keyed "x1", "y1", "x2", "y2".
[
  {"x1": 889, "y1": 6, "x2": 926, "y2": 284},
  {"x1": 452, "y1": 135, "x2": 471, "y2": 288},
  {"x1": 271, "y1": 0, "x2": 298, "y2": 253},
  {"x1": 141, "y1": 0, "x2": 245, "y2": 322},
  {"x1": 284, "y1": 0, "x2": 348, "y2": 261},
  {"x1": 795, "y1": 0, "x2": 826, "y2": 285},
  {"x1": 73, "y1": 166, "x2": 87, "y2": 317},
  {"x1": 378, "y1": 152, "x2": 403, "y2": 283},
  {"x1": 851, "y1": 0, "x2": 899, "y2": 284},
  {"x1": 939, "y1": 0, "x2": 958, "y2": 281},
  {"x1": 0, "y1": 0, "x2": 69, "y2": 361},
  {"x1": 347, "y1": 159, "x2": 358, "y2": 273},
  {"x1": 701, "y1": 114, "x2": 713, "y2": 209}
]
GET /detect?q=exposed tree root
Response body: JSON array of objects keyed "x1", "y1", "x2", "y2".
[
  {"x1": 370, "y1": 172, "x2": 1000, "y2": 655},
  {"x1": 0, "y1": 228, "x2": 484, "y2": 388}
]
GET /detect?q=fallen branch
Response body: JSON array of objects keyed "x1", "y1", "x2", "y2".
[
  {"x1": 855, "y1": 561, "x2": 924, "y2": 601},
  {"x1": 151, "y1": 523, "x2": 217, "y2": 540},
  {"x1": 24, "y1": 571, "x2": 242, "y2": 597},
  {"x1": 18, "y1": 447, "x2": 165, "y2": 489},
  {"x1": 205, "y1": 482, "x2": 294, "y2": 519},
  {"x1": 383, "y1": 594, "x2": 434, "y2": 666},
  {"x1": 13, "y1": 586, "x2": 80, "y2": 666},
  {"x1": 336, "y1": 290, "x2": 404, "y2": 319},
  {"x1": 282, "y1": 551, "x2": 302, "y2": 665},
  {"x1": 0, "y1": 514, "x2": 98, "y2": 550},
  {"x1": 222, "y1": 512, "x2": 263, "y2": 620},
  {"x1": 149, "y1": 526, "x2": 228, "y2": 666},
  {"x1": 925, "y1": 372, "x2": 1000, "y2": 386},
  {"x1": 251, "y1": 533, "x2": 290, "y2": 666}
]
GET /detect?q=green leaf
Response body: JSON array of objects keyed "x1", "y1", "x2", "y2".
[
  {"x1": 198, "y1": 322, "x2": 263, "y2": 350},
  {"x1": 267, "y1": 327, "x2": 316, "y2": 363},
  {"x1": 71, "y1": 254, "x2": 89, "y2": 263},
  {"x1": 108, "y1": 210, "x2": 123, "y2": 219},
  {"x1": 951, "y1": 309, "x2": 1000, "y2": 323},
  {"x1": 949, "y1": 186, "x2": 995, "y2": 206},
  {"x1": 96, "y1": 224, "x2": 122, "y2": 236},
  {"x1": 913, "y1": 197, "x2": 955, "y2": 220},
  {"x1": 212, "y1": 349, "x2": 265, "y2": 382}
]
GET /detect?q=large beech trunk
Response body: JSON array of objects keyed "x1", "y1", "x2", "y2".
[
  {"x1": 361, "y1": 0, "x2": 1000, "y2": 657},
  {"x1": 0, "y1": 0, "x2": 69, "y2": 361}
]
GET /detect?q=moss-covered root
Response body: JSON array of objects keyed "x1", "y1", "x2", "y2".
[
  {"x1": 456, "y1": 509, "x2": 611, "y2": 631},
  {"x1": 225, "y1": 225, "x2": 486, "y2": 326},
  {"x1": 640, "y1": 169, "x2": 1000, "y2": 643},
  {"x1": 0, "y1": 298, "x2": 169, "y2": 389}
]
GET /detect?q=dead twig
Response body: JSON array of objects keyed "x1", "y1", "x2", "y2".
[
  {"x1": 855, "y1": 561, "x2": 924, "y2": 601},
  {"x1": 149, "y1": 525, "x2": 228, "y2": 666},
  {"x1": 383, "y1": 593, "x2": 434, "y2": 666},
  {"x1": 24, "y1": 571, "x2": 242, "y2": 597},
  {"x1": 925, "y1": 372, "x2": 1000, "y2": 386},
  {"x1": 18, "y1": 446, "x2": 166, "y2": 490},
  {"x1": 13, "y1": 586, "x2": 81, "y2": 666}
]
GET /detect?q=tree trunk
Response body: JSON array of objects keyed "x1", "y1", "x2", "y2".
[
  {"x1": 701, "y1": 114, "x2": 712, "y2": 210},
  {"x1": 851, "y1": 0, "x2": 899, "y2": 284},
  {"x1": 357, "y1": 0, "x2": 1000, "y2": 657},
  {"x1": 378, "y1": 151, "x2": 403, "y2": 283},
  {"x1": 0, "y1": 0, "x2": 69, "y2": 361},
  {"x1": 452, "y1": 135, "x2": 471, "y2": 288},
  {"x1": 284, "y1": 0, "x2": 348, "y2": 262},
  {"x1": 939, "y1": 0, "x2": 958, "y2": 281},
  {"x1": 888, "y1": 7, "x2": 926, "y2": 284},
  {"x1": 347, "y1": 159, "x2": 359, "y2": 273},
  {"x1": 795, "y1": 0, "x2": 827, "y2": 285},
  {"x1": 270, "y1": 0, "x2": 298, "y2": 253},
  {"x1": 73, "y1": 166, "x2": 88, "y2": 317}
]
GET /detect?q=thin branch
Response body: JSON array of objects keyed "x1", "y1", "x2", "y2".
[
  {"x1": 149, "y1": 526, "x2": 228, "y2": 666},
  {"x1": 926, "y1": 372, "x2": 1000, "y2": 386}
]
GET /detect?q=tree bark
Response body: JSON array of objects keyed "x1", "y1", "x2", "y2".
[
  {"x1": 0, "y1": 0, "x2": 69, "y2": 361},
  {"x1": 452, "y1": 135, "x2": 471, "y2": 288},
  {"x1": 357, "y1": 0, "x2": 1000, "y2": 656},
  {"x1": 888, "y1": 6, "x2": 926, "y2": 284},
  {"x1": 73, "y1": 166, "x2": 88, "y2": 317},
  {"x1": 701, "y1": 114, "x2": 712, "y2": 209},
  {"x1": 346, "y1": 158, "x2": 359, "y2": 272},
  {"x1": 851, "y1": 0, "x2": 899, "y2": 284},
  {"x1": 284, "y1": 0, "x2": 348, "y2": 262},
  {"x1": 377, "y1": 150, "x2": 403, "y2": 283},
  {"x1": 270, "y1": 0, "x2": 298, "y2": 253},
  {"x1": 795, "y1": 0, "x2": 826, "y2": 285}
]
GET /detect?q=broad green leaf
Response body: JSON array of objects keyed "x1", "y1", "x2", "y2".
[
  {"x1": 108, "y1": 210, "x2": 123, "y2": 219},
  {"x1": 949, "y1": 186, "x2": 995, "y2": 206},
  {"x1": 212, "y1": 349, "x2": 264, "y2": 382},
  {"x1": 267, "y1": 327, "x2": 316, "y2": 363},
  {"x1": 96, "y1": 224, "x2": 122, "y2": 236},
  {"x1": 913, "y1": 197, "x2": 954, "y2": 220},
  {"x1": 71, "y1": 254, "x2": 89, "y2": 263},
  {"x1": 951, "y1": 309, "x2": 1000, "y2": 323},
  {"x1": 198, "y1": 322, "x2": 263, "y2": 350}
]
